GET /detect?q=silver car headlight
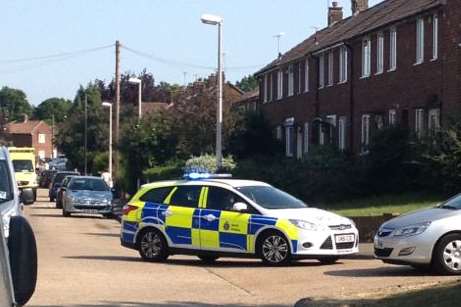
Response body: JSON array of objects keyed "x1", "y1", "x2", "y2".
[
  {"x1": 289, "y1": 219, "x2": 322, "y2": 231},
  {"x1": 392, "y1": 222, "x2": 431, "y2": 238}
]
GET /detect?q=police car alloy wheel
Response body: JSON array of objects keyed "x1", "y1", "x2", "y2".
[
  {"x1": 433, "y1": 233, "x2": 461, "y2": 275},
  {"x1": 138, "y1": 229, "x2": 168, "y2": 262},
  {"x1": 258, "y1": 232, "x2": 291, "y2": 265}
]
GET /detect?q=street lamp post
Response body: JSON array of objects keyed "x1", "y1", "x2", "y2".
[
  {"x1": 102, "y1": 102, "x2": 113, "y2": 186},
  {"x1": 201, "y1": 13, "x2": 224, "y2": 171},
  {"x1": 128, "y1": 77, "x2": 142, "y2": 121}
]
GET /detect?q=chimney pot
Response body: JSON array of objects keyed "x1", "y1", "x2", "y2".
[{"x1": 328, "y1": 1, "x2": 343, "y2": 26}]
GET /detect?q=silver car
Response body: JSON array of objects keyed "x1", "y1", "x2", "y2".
[
  {"x1": 374, "y1": 194, "x2": 461, "y2": 275},
  {"x1": 62, "y1": 176, "x2": 113, "y2": 217}
]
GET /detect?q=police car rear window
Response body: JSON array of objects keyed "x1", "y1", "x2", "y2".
[{"x1": 140, "y1": 187, "x2": 173, "y2": 204}]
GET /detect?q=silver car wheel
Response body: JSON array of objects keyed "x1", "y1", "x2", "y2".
[
  {"x1": 140, "y1": 232, "x2": 162, "y2": 258},
  {"x1": 262, "y1": 235, "x2": 289, "y2": 263},
  {"x1": 443, "y1": 240, "x2": 461, "y2": 271}
]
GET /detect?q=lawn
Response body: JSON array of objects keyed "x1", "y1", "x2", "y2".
[{"x1": 318, "y1": 192, "x2": 445, "y2": 217}]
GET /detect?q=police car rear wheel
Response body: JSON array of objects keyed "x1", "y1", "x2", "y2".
[
  {"x1": 258, "y1": 232, "x2": 291, "y2": 265},
  {"x1": 138, "y1": 229, "x2": 168, "y2": 262}
]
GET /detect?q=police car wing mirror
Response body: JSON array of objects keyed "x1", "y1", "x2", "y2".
[
  {"x1": 20, "y1": 189, "x2": 34, "y2": 206},
  {"x1": 232, "y1": 202, "x2": 248, "y2": 212}
]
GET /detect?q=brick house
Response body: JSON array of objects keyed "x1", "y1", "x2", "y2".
[
  {"x1": 5, "y1": 117, "x2": 53, "y2": 162},
  {"x1": 255, "y1": 0, "x2": 459, "y2": 158},
  {"x1": 233, "y1": 89, "x2": 260, "y2": 113}
]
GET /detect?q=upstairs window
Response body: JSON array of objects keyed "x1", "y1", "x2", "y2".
[
  {"x1": 416, "y1": 18, "x2": 425, "y2": 64},
  {"x1": 433, "y1": 14, "x2": 439, "y2": 60},
  {"x1": 328, "y1": 52, "x2": 334, "y2": 86},
  {"x1": 389, "y1": 28, "x2": 397, "y2": 71},
  {"x1": 298, "y1": 62, "x2": 303, "y2": 94},
  {"x1": 38, "y1": 133, "x2": 46, "y2": 144},
  {"x1": 277, "y1": 70, "x2": 283, "y2": 100},
  {"x1": 268, "y1": 73, "x2": 273, "y2": 101},
  {"x1": 339, "y1": 46, "x2": 348, "y2": 83},
  {"x1": 362, "y1": 37, "x2": 371, "y2": 77},
  {"x1": 377, "y1": 32, "x2": 384, "y2": 74},
  {"x1": 304, "y1": 59, "x2": 309, "y2": 92},
  {"x1": 288, "y1": 64, "x2": 294, "y2": 96},
  {"x1": 319, "y1": 54, "x2": 325, "y2": 89},
  {"x1": 263, "y1": 74, "x2": 269, "y2": 103}
]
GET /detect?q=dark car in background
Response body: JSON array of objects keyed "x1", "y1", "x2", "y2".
[
  {"x1": 49, "y1": 171, "x2": 79, "y2": 202},
  {"x1": 55, "y1": 175, "x2": 76, "y2": 209},
  {"x1": 39, "y1": 170, "x2": 56, "y2": 188}
]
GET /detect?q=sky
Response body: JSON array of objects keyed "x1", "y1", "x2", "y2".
[{"x1": 0, "y1": 0, "x2": 382, "y2": 106}]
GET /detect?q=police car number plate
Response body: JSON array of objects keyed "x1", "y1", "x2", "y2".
[{"x1": 335, "y1": 234, "x2": 355, "y2": 243}]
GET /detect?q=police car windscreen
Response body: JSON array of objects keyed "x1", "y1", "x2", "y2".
[
  {"x1": 236, "y1": 186, "x2": 307, "y2": 209},
  {"x1": 0, "y1": 161, "x2": 13, "y2": 203},
  {"x1": 12, "y1": 160, "x2": 33, "y2": 172}
]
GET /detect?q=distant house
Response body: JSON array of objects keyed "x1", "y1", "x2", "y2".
[
  {"x1": 233, "y1": 89, "x2": 259, "y2": 113},
  {"x1": 5, "y1": 116, "x2": 53, "y2": 162}
]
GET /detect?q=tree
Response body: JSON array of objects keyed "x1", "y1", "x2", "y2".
[
  {"x1": 34, "y1": 97, "x2": 72, "y2": 123},
  {"x1": 235, "y1": 75, "x2": 258, "y2": 93},
  {"x1": 0, "y1": 86, "x2": 33, "y2": 122}
]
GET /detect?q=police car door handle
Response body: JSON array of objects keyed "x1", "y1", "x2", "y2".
[{"x1": 203, "y1": 214, "x2": 217, "y2": 222}]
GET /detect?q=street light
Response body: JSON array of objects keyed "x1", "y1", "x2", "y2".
[
  {"x1": 102, "y1": 101, "x2": 113, "y2": 187},
  {"x1": 201, "y1": 13, "x2": 224, "y2": 171},
  {"x1": 128, "y1": 77, "x2": 142, "y2": 121}
]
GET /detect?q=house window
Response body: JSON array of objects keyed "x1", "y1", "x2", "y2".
[
  {"x1": 389, "y1": 27, "x2": 397, "y2": 71},
  {"x1": 433, "y1": 14, "x2": 438, "y2": 60},
  {"x1": 339, "y1": 46, "x2": 348, "y2": 83},
  {"x1": 277, "y1": 70, "x2": 283, "y2": 100},
  {"x1": 361, "y1": 114, "x2": 371, "y2": 149},
  {"x1": 415, "y1": 109, "x2": 425, "y2": 138},
  {"x1": 276, "y1": 126, "x2": 282, "y2": 140},
  {"x1": 362, "y1": 37, "x2": 371, "y2": 77},
  {"x1": 285, "y1": 126, "x2": 294, "y2": 157},
  {"x1": 298, "y1": 62, "x2": 303, "y2": 94},
  {"x1": 288, "y1": 64, "x2": 294, "y2": 96},
  {"x1": 377, "y1": 32, "x2": 384, "y2": 74},
  {"x1": 338, "y1": 116, "x2": 347, "y2": 151},
  {"x1": 263, "y1": 74, "x2": 269, "y2": 103},
  {"x1": 428, "y1": 108, "x2": 440, "y2": 134},
  {"x1": 328, "y1": 51, "x2": 334, "y2": 86},
  {"x1": 389, "y1": 109, "x2": 397, "y2": 125},
  {"x1": 416, "y1": 18, "x2": 425, "y2": 64},
  {"x1": 268, "y1": 73, "x2": 273, "y2": 101},
  {"x1": 38, "y1": 133, "x2": 46, "y2": 144},
  {"x1": 319, "y1": 54, "x2": 325, "y2": 89},
  {"x1": 303, "y1": 122, "x2": 309, "y2": 154},
  {"x1": 304, "y1": 59, "x2": 309, "y2": 92},
  {"x1": 326, "y1": 115, "x2": 337, "y2": 144}
]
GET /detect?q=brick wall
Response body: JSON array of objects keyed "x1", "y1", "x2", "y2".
[{"x1": 31, "y1": 122, "x2": 53, "y2": 161}]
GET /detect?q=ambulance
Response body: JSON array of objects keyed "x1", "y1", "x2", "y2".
[{"x1": 8, "y1": 148, "x2": 38, "y2": 202}]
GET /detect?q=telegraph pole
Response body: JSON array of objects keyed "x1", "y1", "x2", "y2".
[
  {"x1": 114, "y1": 40, "x2": 121, "y2": 183},
  {"x1": 84, "y1": 94, "x2": 88, "y2": 175}
]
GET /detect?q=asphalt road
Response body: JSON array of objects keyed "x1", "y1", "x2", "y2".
[{"x1": 26, "y1": 189, "x2": 458, "y2": 307}]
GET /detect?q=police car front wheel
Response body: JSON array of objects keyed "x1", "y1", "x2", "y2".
[
  {"x1": 258, "y1": 231, "x2": 291, "y2": 265},
  {"x1": 138, "y1": 229, "x2": 169, "y2": 262}
]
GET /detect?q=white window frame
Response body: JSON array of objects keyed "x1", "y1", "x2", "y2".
[
  {"x1": 277, "y1": 70, "x2": 283, "y2": 100},
  {"x1": 263, "y1": 74, "x2": 269, "y2": 103},
  {"x1": 432, "y1": 14, "x2": 438, "y2": 60},
  {"x1": 298, "y1": 62, "x2": 303, "y2": 94},
  {"x1": 428, "y1": 108, "x2": 440, "y2": 132},
  {"x1": 376, "y1": 32, "x2": 384, "y2": 74},
  {"x1": 389, "y1": 27, "x2": 397, "y2": 71},
  {"x1": 415, "y1": 109, "x2": 425, "y2": 138},
  {"x1": 38, "y1": 133, "x2": 46, "y2": 144},
  {"x1": 416, "y1": 17, "x2": 425, "y2": 65},
  {"x1": 361, "y1": 114, "x2": 371, "y2": 149},
  {"x1": 362, "y1": 37, "x2": 371, "y2": 78},
  {"x1": 389, "y1": 109, "x2": 397, "y2": 126},
  {"x1": 288, "y1": 64, "x2": 294, "y2": 97},
  {"x1": 304, "y1": 59, "x2": 309, "y2": 92},
  {"x1": 338, "y1": 116, "x2": 347, "y2": 151},
  {"x1": 285, "y1": 125, "x2": 294, "y2": 157},
  {"x1": 303, "y1": 122, "x2": 309, "y2": 154},
  {"x1": 339, "y1": 46, "x2": 348, "y2": 83},
  {"x1": 319, "y1": 54, "x2": 325, "y2": 89},
  {"x1": 328, "y1": 51, "x2": 334, "y2": 86}
]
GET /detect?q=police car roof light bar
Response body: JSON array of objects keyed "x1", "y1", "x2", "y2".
[{"x1": 183, "y1": 172, "x2": 233, "y2": 180}]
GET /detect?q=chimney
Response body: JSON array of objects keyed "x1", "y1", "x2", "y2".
[
  {"x1": 328, "y1": 1, "x2": 343, "y2": 26},
  {"x1": 351, "y1": 0, "x2": 368, "y2": 15}
]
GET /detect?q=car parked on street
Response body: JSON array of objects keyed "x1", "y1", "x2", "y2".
[
  {"x1": 375, "y1": 193, "x2": 461, "y2": 275},
  {"x1": 62, "y1": 176, "x2": 113, "y2": 217},
  {"x1": 39, "y1": 169, "x2": 56, "y2": 188},
  {"x1": 55, "y1": 175, "x2": 77, "y2": 209},
  {"x1": 49, "y1": 171, "x2": 79, "y2": 202},
  {"x1": 121, "y1": 174, "x2": 359, "y2": 266}
]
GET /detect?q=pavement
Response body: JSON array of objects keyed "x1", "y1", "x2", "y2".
[{"x1": 26, "y1": 189, "x2": 458, "y2": 307}]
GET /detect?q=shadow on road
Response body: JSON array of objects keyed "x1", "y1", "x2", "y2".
[
  {"x1": 30, "y1": 206, "x2": 58, "y2": 210},
  {"x1": 30, "y1": 301, "x2": 291, "y2": 307},
  {"x1": 83, "y1": 232, "x2": 120, "y2": 238},
  {"x1": 29, "y1": 213, "x2": 103, "y2": 220},
  {"x1": 324, "y1": 265, "x2": 435, "y2": 277}
]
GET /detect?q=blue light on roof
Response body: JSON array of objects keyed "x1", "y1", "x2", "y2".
[{"x1": 185, "y1": 172, "x2": 211, "y2": 180}]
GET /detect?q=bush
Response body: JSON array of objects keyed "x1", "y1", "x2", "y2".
[
  {"x1": 143, "y1": 160, "x2": 184, "y2": 182},
  {"x1": 184, "y1": 154, "x2": 236, "y2": 174}
]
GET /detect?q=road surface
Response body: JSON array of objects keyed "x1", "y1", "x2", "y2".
[{"x1": 26, "y1": 189, "x2": 457, "y2": 307}]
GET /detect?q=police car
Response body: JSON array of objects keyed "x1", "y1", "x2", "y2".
[{"x1": 121, "y1": 174, "x2": 359, "y2": 265}]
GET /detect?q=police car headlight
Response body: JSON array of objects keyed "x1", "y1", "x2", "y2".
[
  {"x1": 392, "y1": 222, "x2": 431, "y2": 238},
  {"x1": 289, "y1": 219, "x2": 321, "y2": 231}
]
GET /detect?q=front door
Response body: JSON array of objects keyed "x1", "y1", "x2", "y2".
[
  {"x1": 200, "y1": 186, "x2": 252, "y2": 253},
  {"x1": 163, "y1": 185, "x2": 203, "y2": 249}
]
